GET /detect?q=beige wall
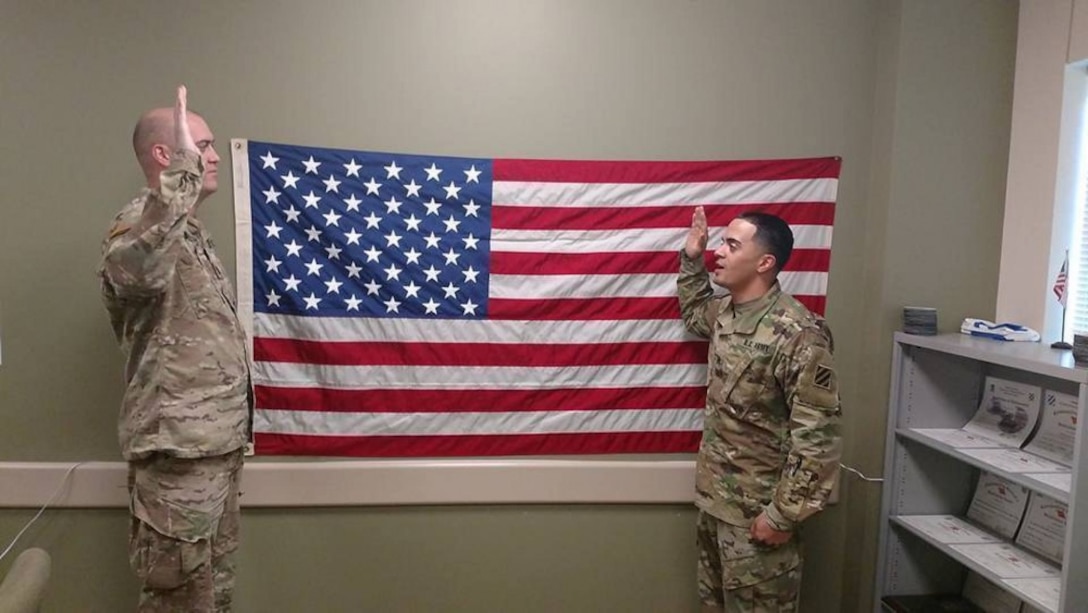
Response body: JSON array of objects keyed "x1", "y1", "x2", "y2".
[
  {"x1": 997, "y1": 0, "x2": 1088, "y2": 341},
  {"x1": 0, "y1": 1, "x2": 1018, "y2": 611},
  {"x1": 996, "y1": 0, "x2": 1073, "y2": 340}
]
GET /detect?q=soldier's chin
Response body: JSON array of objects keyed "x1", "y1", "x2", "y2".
[{"x1": 711, "y1": 269, "x2": 729, "y2": 288}]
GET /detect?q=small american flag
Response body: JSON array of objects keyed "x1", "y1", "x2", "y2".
[
  {"x1": 1054, "y1": 253, "x2": 1068, "y2": 307},
  {"x1": 232, "y1": 139, "x2": 840, "y2": 457}
]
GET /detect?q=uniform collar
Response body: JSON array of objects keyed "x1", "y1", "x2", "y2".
[
  {"x1": 720, "y1": 282, "x2": 782, "y2": 335},
  {"x1": 185, "y1": 215, "x2": 208, "y2": 239}
]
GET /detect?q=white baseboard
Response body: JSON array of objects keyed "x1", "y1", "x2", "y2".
[{"x1": 0, "y1": 460, "x2": 697, "y2": 508}]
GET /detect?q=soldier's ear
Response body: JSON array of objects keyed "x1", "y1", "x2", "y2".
[
  {"x1": 757, "y1": 253, "x2": 777, "y2": 274},
  {"x1": 151, "y1": 144, "x2": 172, "y2": 167}
]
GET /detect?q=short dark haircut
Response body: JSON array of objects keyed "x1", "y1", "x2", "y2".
[{"x1": 736, "y1": 211, "x2": 793, "y2": 274}]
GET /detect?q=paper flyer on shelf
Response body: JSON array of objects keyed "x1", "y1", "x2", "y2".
[
  {"x1": 1014, "y1": 492, "x2": 1067, "y2": 565},
  {"x1": 963, "y1": 377, "x2": 1042, "y2": 448},
  {"x1": 967, "y1": 472, "x2": 1030, "y2": 539},
  {"x1": 1023, "y1": 389, "x2": 1077, "y2": 467}
]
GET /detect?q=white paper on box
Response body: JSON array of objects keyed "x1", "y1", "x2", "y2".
[
  {"x1": 1004, "y1": 577, "x2": 1060, "y2": 613},
  {"x1": 962, "y1": 571, "x2": 1022, "y2": 613},
  {"x1": 1023, "y1": 390, "x2": 1077, "y2": 467},
  {"x1": 911, "y1": 428, "x2": 1005, "y2": 449},
  {"x1": 1024, "y1": 473, "x2": 1071, "y2": 495},
  {"x1": 1014, "y1": 492, "x2": 1067, "y2": 564},
  {"x1": 898, "y1": 515, "x2": 1000, "y2": 544},
  {"x1": 960, "y1": 448, "x2": 1071, "y2": 474},
  {"x1": 963, "y1": 377, "x2": 1042, "y2": 448},
  {"x1": 967, "y1": 472, "x2": 1030, "y2": 539},
  {"x1": 949, "y1": 543, "x2": 1060, "y2": 579}
]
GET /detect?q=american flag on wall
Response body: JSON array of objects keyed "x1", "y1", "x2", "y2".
[{"x1": 231, "y1": 139, "x2": 840, "y2": 457}]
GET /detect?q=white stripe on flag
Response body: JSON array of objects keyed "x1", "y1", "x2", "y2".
[
  {"x1": 254, "y1": 407, "x2": 704, "y2": 436},
  {"x1": 493, "y1": 178, "x2": 839, "y2": 207},
  {"x1": 254, "y1": 313, "x2": 700, "y2": 344},
  {"x1": 488, "y1": 271, "x2": 828, "y2": 299},
  {"x1": 254, "y1": 362, "x2": 707, "y2": 390},
  {"x1": 492, "y1": 225, "x2": 832, "y2": 253}
]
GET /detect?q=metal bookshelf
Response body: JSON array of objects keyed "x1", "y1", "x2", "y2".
[{"x1": 874, "y1": 333, "x2": 1088, "y2": 613}]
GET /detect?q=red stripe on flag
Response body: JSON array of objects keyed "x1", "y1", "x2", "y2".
[
  {"x1": 256, "y1": 385, "x2": 709, "y2": 413},
  {"x1": 493, "y1": 157, "x2": 841, "y2": 183},
  {"x1": 491, "y1": 249, "x2": 830, "y2": 275},
  {"x1": 255, "y1": 431, "x2": 702, "y2": 456},
  {"x1": 254, "y1": 339, "x2": 708, "y2": 367},
  {"x1": 488, "y1": 297, "x2": 680, "y2": 321},
  {"x1": 492, "y1": 202, "x2": 836, "y2": 230}
]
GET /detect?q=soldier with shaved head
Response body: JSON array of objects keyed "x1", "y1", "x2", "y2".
[
  {"x1": 679, "y1": 207, "x2": 843, "y2": 612},
  {"x1": 99, "y1": 86, "x2": 250, "y2": 612}
]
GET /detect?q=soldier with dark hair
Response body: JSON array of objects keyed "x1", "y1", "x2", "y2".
[
  {"x1": 99, "y1": 86, "x2": 250, "y2": 612},
  {"x1": 678, "y1": 207, "x2": 843, "y2": 612}
]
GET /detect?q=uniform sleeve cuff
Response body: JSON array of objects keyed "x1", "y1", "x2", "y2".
[
  {"x1": 171, "y1": 148, "x2": 203, "y2": 172},
  {"x1": 679, "y1": 249, "x2": 706, "y2": 272},
  {"x1": 763, "y1": 502, "x2": 796, "y2": 532}
]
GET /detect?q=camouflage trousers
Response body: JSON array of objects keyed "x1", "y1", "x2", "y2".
[
  {"x1": 127, "y1": 449, "x2": 244, "y2": 613},
  {"x1": 696, "y1": 511, "x2": 802, "y2": 612}
]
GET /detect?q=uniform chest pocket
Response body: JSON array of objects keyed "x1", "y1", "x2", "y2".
[
  {"x1": 707, "y1": 344, "x2": 755, "y2": 415},
  {"x1": 708, "y1": 339, "x2": 779, "y2": 420}
]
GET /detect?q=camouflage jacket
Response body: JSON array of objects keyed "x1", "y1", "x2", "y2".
[
  {"x1": 99, "y1": 150, "x2": 251, "y2": 460},
  {"x1": 678, "y1": 251, "x2": 842, "y2": 530}
]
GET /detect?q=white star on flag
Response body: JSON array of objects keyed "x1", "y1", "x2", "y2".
[
  {"x1": 464, "y1": 165, "x2": 482, "y2": 183},
  {"x1": 263, "y1": 186, "x2": 282, "y2": 204},
  {"x1": 443, "y1": 181, "x2": 461, "y2": 200},
  {"x1": 302, "y1": 191, "x2": 321, "y2": 209},
  {"x1": 302, "y1": 156, "x2": 321, "y2": 174},
  {"x1": 304, "y1": 258, "x2": 324, "y2": 276},
  {"x1": 322, "y1": 210, "x2": 342, "y2": 227}
]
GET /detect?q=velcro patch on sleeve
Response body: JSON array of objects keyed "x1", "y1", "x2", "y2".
[{"x1": 108, "y1": 223, "x2": 132, "y2": 240}]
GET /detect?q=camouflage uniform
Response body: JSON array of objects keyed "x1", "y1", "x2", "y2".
[
  {"x1": 677, "y1": 251, "x2": 842, "y2": 612},
  {"x1": 99, "y1": 149, "x2": 251, "y2": 612},
  {"x1": 128, "y1": 450, "x2": 243, "y2": 612}
]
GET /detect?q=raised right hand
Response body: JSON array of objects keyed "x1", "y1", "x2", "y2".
[
  {"x1": 684, "y1": 206, "x2": 708, "y2": 259},
  {"x1": 174, "y1": 85, "x2": 197, "y2": 154}
]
